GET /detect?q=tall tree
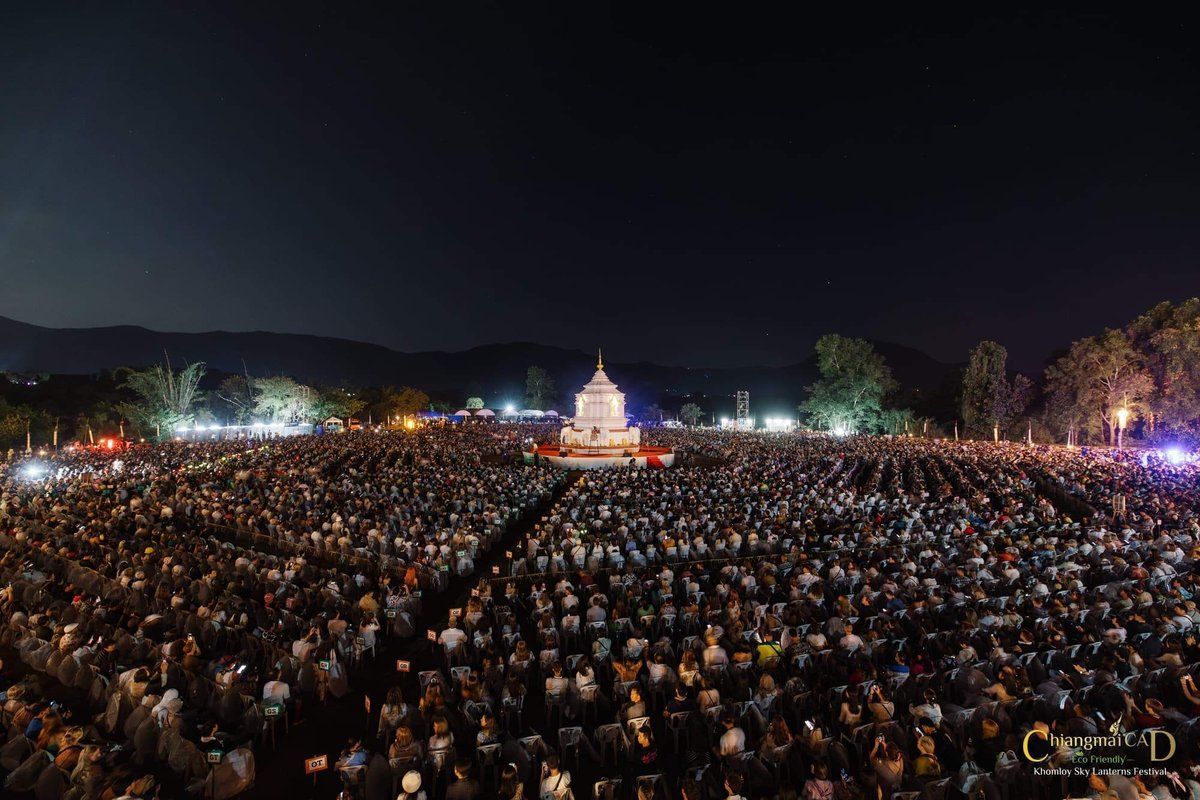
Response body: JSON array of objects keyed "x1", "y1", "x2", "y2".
[
  {"x1": 880, "y1": 407, "x2": 916, "y2": 436},
  {"x1": 961, "y1": 341, "x2": 1008, "y2": 437},
  {"x1": 215, "y1": 375, "x2": 256, "y2": 424},
  {"x1": 0, "y1": 399, "x2": 43, "y2": 449},
  {"x1": 524, "y1": 366, "x2": 555, "y2": 409},
  {"x1": 992, "y1": 373, "x2": 1033, "y2": 439},
  {"x1": 679, "y1": 403, "x2": 703, "y2": 426},
  {"x1": 310, "y1": 386, "x2": 365, "y2": 422},
  {"x1": 252, "y1": 376, "x2": 312, "y2": 423},
  {"x1": 1045, "y1": 329, "x2": 1153, "y2": 445},
  {"x1": 465, "y1": 396, "x2": 485, "y2": 410},
  {"x1": 800, "y1": 335, "x2": 896, "y2": 434},
  {"x1": 367, "y1": 386, "x2": 430, "y2": 423},
  {"x1": 117, "y1": 356, "x2": 206, "y2": 438},
  {"x1": 961, "y1": 341, "x2": 1032, "y2": 439},
  {"x1": 1129, "y1": 298, "x2": 1200, "y2": 436},
  {"x1": 73, "y1": 401, "x2": 121, "y2": 443}
]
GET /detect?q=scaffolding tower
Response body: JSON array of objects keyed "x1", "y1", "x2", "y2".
[{"x1": 735, "y1": 390, "x2": 750, "y2": 429}]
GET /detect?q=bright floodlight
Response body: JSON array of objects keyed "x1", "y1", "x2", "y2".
[
  {"x1": 505, "y1": 405, "x2": 515, "y2": 414},
  {"x1": 1164, "y1": 447, "x2": 1186, "y2": 466},
  {"x1": 21, "y1": 463, "x2": 46, "y2": 479}
]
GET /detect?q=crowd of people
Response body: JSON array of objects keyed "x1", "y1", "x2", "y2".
[
  {"x1": 402, "y1": 432, "x2": 1200, "y2": 800},
  {"x1": 0, "y1": 425, "x2": 563, "y2": 798},
  {"x1": 2, "y1": 425, "x2": 1200, "y2": 800}
]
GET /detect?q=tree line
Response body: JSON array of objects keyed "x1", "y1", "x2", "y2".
[
  {"x1": 1044, "y1": 298, "x2": 1200, "y2": 446},
  {"x1": 796, "y1": 297, "x2": 1200, "y2": 446},
  {"x1": 0, "y1": 358, "x2": 436, "y2": 447},
  {"x1": 6, "y1": 299, "x2": 1199, "y2": 448}
]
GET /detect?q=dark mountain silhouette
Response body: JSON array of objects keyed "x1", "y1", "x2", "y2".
[{"x1": 0, "y1": 315, "x2": 957, "y2": 414}]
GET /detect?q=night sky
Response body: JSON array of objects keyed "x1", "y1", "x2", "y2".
[{"x1": 2, "y1": 5, "x2": 1198, "y2": 372}]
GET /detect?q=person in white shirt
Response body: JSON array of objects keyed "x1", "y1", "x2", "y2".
[
  {"x1": 359, "y1": 616, "x2": 381, "y2": 649},
  {"x1": 539, "y1": 753, "x2": 572, "y2": 800},
  {"x1": 263, "y1": 674, "x2": 291, "y2": 704},
  {"x1": 703, "y1": 635, "x2": 729, "y2": 667},
  {"x1": 586, "y1": 597, "x2": 607, "y2": 624},
  {"x1": 716, "y1": 712, "x2": 746, "y2": 757},
  {"x1": 438, "y1": 620, "x2": 467, "y2": 652},
  {"x1": 840, "y1": 624, "x2": 864, "y2": 652}
]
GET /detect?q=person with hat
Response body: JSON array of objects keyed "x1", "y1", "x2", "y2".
[{"x1": 398, "y1": 770, "x2": 426, "y2": 800}]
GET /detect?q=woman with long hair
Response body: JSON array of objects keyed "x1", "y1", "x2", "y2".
[
  {"x1": 427, "y1": 715, "x2": 453, "y2": 754},
  {"x1": 498, "y1": 763, "x2": 523, "y2": 800},
  {"x1": 760, "y1": 715, "x2": 793, "y2": 762},
  {"x1": 678, "y1": 649, "x2": 700, "y2": 687},
  {"x1": 389, "y1": 725, "x2": 423, "y2": 769},
  {"x1": 377, "y1": 686, "x2": 408, "y2": 741}
]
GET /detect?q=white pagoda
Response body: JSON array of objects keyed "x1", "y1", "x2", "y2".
[
  {"x1": 528, "y1": 349, "x2": 673, "y2": 470},
  {"x1": 560, "y1": 349, "x2": 642, "y2": 452}
]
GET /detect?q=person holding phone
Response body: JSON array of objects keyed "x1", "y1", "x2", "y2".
[
  {"x1": 181, "y1": 632, "x2": 203, "y2": 672},
  {"x1": 870, "y1": 736, "x2": 904, "y2": 796}
]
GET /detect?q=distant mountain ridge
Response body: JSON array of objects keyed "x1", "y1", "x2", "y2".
[{"x1": 0, "y1": 315, "x2": 957, "y2": 412}]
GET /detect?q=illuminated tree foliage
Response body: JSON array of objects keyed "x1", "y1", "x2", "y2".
[
  {"x1": 252, "y1": 376, "x2": 312, "y2": 423},
  {"x1": 1045, "y1": 329, "x2": 1153, "y2": 446},
  {"x1": 879, "y1": 407, "x2": 915, "y2": 436},
  {"x1": 1128, "y1": 299, "x2": 1200, "y2": 438},
  {"x1": 310, "y1": 386, "x2": 364, "y2": 422},
  {"x1": 117, "y1": 356, "x2": 206, "y2": 438},
  {"x1": 800, "y1": 335, "x2": 896, "y2": 434}
]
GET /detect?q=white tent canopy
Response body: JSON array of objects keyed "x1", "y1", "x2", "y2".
[{"x1": 474, "y1": 409, "x2": 496, "y2": 417}]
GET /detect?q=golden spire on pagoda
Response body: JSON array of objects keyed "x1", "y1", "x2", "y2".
[{"x1": 597, "y1": 347, "x2": 603, "y2": 369}]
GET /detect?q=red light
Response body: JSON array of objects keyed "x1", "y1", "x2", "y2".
[{"x1": 104, "y1": 439, "x2": 114, "y2": 449}]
